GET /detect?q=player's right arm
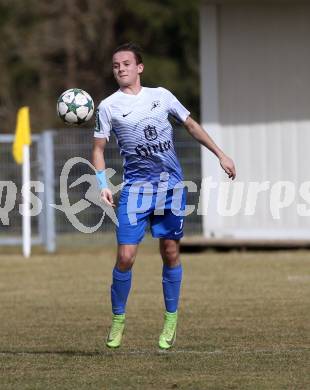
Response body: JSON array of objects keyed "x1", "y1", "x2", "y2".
[
  {"x1": 93, "y1": 101, "x2": 115, "y2": 207},
  {"x1": 92, "y1": 137, "x2": 115, "y2": 208}
]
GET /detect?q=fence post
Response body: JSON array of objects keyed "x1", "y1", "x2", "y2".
[
  {"x1": 37, "y1": 135, "x2": 45, "y2": 247},
  {"x1": 40, "y1": 130, "x2": 56, "y2": 252}
]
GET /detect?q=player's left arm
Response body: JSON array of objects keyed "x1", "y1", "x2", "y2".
[{"x1": 184, "y1": 116, "x2": 236, "y2": 180}]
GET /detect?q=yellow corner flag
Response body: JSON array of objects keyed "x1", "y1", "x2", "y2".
[{"x1": 13, "y1": 106, "x2": 32, "y2": 164}]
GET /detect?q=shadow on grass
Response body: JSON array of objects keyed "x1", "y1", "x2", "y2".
[
  {"x1": 0, "y1": 348, "x2": 222, "y2": 357},
  {"x1": 0, "y1": 348, "x2": 308, "y2": 357}
]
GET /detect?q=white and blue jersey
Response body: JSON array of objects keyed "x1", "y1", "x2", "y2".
[{"x1": 94, "y1": 87, "x2": 190, "y2": 192}]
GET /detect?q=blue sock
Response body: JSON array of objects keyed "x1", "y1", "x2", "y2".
[
  {"x1": 162, "y1": 264, "x2": 183, "y2": 313},
  {"x1": 111, "y1": 267, "x2": 132, "y2": 315}
]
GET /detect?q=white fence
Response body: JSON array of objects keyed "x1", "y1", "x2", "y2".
[
  {"x1": 0, "y1": 132, "x2": 55, "y2": 251},
  {"x1": 0, "y1": 128, "x2": 202, "y2": 251}
]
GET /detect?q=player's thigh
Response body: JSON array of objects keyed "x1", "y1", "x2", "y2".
[
  {"x1": 150, "y1": 188, "x2": 187, "y2": 240},
  {"x1": 116, "y1": 189, "x2": 150, "y2": 245},
  {"x1": 151, "y1": 210, "x2": 184, "y2": 240}
]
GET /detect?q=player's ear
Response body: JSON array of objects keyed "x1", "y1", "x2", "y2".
[{"x1": 138, "y1": 63, "x2": 144, "y2": 74}]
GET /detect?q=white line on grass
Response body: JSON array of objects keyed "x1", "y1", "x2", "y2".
[{"x1": 287, "y1": 275, "x2": 310, "y2": 282}]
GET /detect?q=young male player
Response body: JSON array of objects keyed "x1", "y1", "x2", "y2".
[{"x1": 92, "y1": 43, "x2": 236, "y2": 349}]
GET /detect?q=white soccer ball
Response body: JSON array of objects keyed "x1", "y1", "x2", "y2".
[{"x1": 57, "y1": 88, "x2": 94, "y2": 124}]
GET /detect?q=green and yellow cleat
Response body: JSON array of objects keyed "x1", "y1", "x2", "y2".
[
  {"x1": 106, "y1": 314, "x2": 125, "y2": 348},
  {"x1": 158, "y1": 311, "x2": 178, "y2": 350}
]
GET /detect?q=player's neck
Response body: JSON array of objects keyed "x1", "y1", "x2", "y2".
[{"x1": 119, "y1": 83, "x2": 142, "y2": 96}]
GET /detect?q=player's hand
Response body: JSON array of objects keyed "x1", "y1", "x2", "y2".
[
  {"x1": 100, "y1": 188, "x2": 115, "y2": 208},
  {"x1": 219, "y1": 155, "x2": 236, "y2": 180}
]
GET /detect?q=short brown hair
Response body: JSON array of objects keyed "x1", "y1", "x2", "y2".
[{"x1": 113, "y1": 42, "x2": 143, "y2": 65}]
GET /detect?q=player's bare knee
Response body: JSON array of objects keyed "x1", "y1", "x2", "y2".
[
  {"x1": 160, "y1": 240, "x2": 180, "y2": 267},
  {"x1": 116, "y1": 254, "x2": 134, "y2": 270},
  {"x1": 116, "y1": 245, "x2": 137, "y2": 271},
  {"x1": 116, "y1": 260, "x2": 133, "y2": 272},
  {"x1": 163, "y1": 255, "x2": 180, "y2": 267}
]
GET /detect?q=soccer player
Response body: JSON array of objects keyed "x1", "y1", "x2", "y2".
[{"x1": 92, "y1": 43, "x2": 236, "y2": 349}]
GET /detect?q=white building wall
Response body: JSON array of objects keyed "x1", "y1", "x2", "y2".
[{"x1": 200, "y1": 3, "x2": 310, "y2": 239}]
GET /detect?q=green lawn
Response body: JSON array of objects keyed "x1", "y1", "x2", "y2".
[{"x1": 0, "y1": 241, "x2": 309, "y2": 389}]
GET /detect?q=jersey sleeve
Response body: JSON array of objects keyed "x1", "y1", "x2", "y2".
[
  {"x1": 161, "y1": 87, "x2": 190, "y2": 123},
  {"x1": 93, "y1": 101, "x2": 112, "y2": 140}
]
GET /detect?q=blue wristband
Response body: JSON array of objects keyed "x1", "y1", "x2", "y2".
[{"x1": 96, "y1": 170, "x2": 108, "y2": 189}]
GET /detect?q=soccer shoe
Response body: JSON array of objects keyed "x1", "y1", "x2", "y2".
[
  {"x1": 158, "y1": 311, "x2": 178, "y2": 350},
  {"x1": 106, "y1": 314, "x2": 125, "y2": 348}
]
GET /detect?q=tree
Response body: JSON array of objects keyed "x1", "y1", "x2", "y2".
[{"x1": 0, "y1": 0, "x2": 199, "y2": 132}]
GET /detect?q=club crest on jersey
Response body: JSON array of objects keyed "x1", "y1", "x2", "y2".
[
  {"x1": 144, "y1": 125, "x2": 158, "y2": 141},
  {"x1": 151, "y1": 100, "x2": 160, "y2": 110}
]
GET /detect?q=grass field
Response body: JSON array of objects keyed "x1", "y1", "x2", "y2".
[{"x1": 0, "y1": 240, "x2": 309, "y2": 389}]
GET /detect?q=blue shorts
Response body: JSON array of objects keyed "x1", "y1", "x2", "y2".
[{"x1": 116, "y1": 187, "x2": 187, "y2": 244}]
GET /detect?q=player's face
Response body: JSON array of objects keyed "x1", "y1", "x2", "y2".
[{"x1": 112, "y1": 51, "x2": 144, "y2": 88}]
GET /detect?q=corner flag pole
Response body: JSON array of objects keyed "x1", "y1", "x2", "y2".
[
  {"x1": 12, "y1": 107, "x2": 32, "y2": 258},
  {"x1": 22, "y1": 143, "x2": 31, "y2": 258}
]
